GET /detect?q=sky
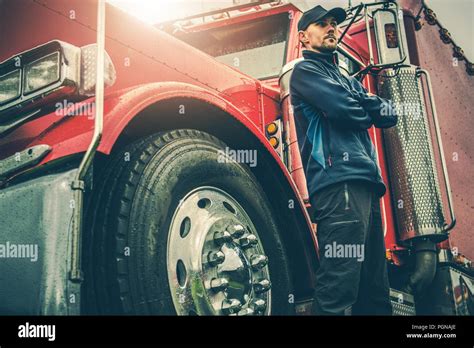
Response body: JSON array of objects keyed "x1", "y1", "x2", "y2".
[{"x1": 108, "y1": 0, "x2": 473, "y2": 61}]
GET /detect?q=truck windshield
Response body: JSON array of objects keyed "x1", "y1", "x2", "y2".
[{"x1": 177, "y1": 13, "x2": 290, "y2": 80}]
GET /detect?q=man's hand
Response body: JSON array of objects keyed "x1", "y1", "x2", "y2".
[
  {"x1": 291, "y1": 61, "x2": 374, "y2": 130},
  {"x1": 357, "y1": 90, "x2": 398, "y2": 129}
]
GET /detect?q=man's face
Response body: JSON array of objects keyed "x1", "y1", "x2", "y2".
[{"x1": 299, "y1": 16, "x2": 339, "y2": 53}]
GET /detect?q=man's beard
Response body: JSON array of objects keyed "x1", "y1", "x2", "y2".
[
  {"x1": 313, "y1": 42, "x2": 337, "y2": 53},
  {"x1": 312, "y1": 37, "x2": 338, "y2": 53}
]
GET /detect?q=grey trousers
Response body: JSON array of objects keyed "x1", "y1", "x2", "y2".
[{"x1": 310, "y1": 179, "x2": 392, "y2": 315}]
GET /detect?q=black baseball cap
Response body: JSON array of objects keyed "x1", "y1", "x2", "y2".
[{"x1": 298, "y1": 5, "x2": 347, "y2": 31}]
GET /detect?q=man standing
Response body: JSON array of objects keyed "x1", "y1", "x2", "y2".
[{"x1": 290, "y1": 5, "x2": 398, "y2": 315}]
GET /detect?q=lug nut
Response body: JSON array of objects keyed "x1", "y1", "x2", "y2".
[
  {"x1": 251, "y1": 299, "x2": 266, "y2": 313},
  {"x1": 253, "y1": 279, "x2": 272, "y2": 294},
  {"x1": 213, "y1": 231, "x2": 232, "y2": 246},
  {"x1": 236, "y1": 308, "x2": 254, "y2": 316},
  {"x1": 221, "y1": 299, "x2": 242, "y2": 315},
  {"x1": 250, "y1": 255, "x2": 268, "y2": 270},
  {"x1": 208, "y1": 251, "x2": 225, "y2": 266},
  {"x1": 227, "y1": 224, "x2": 245, "y2": 239},
  {"x1": 210, "y1": 278, "x2": 229, "y2": 292},
  {"x1": 239, "y1": 234, "x2": 258, "y2": 249}
]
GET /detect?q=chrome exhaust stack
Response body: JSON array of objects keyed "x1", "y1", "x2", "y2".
[{"x1": 378, "y1": 65, "x2": 456, "y2": 295}]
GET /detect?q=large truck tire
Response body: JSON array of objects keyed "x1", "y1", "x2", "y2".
[{"x1": 84, "y1": 129, "x2": 294, "y2": 315}]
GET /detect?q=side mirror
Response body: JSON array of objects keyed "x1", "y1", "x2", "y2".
[{"x1": 372, "y1": 4, "x2": 410, "y2": 65}]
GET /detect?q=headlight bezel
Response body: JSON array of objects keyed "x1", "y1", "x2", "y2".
[
  {"x1": 0, "y1": 40, "x2": 116, "y2": 135},
  {"x1": 0, "y1": 40, "x2": 81, "y2": 119}
]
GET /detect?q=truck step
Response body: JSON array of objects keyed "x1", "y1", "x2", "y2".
[{"x1": 390, "y1": 289, "x2": 416, "y2": 316}]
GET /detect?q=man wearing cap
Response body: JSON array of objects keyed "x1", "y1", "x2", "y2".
[{"x1": 290, "y1": 5, "x2": 398, "y2": 315}]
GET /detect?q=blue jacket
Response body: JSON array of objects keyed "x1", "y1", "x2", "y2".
[{"x1": 289, "y1": 50, "x2": 398, "y2": 198}]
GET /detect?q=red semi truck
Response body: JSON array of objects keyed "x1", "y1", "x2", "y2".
[{"x1": 0, "y1": 0, "x2": 472, "y2": 316}]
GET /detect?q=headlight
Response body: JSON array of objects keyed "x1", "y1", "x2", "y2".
[
  {"x1": 24, "y1": 52, "x2": 60, "y2": 94},
  {"x1": 0, "y1": 70, "x2": 21, "y2": 104},
  {"x1": 0, "y1": 40, "x2": 116, "y2": 125}
]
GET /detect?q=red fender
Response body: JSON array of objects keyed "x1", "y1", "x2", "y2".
[{"x1": 2, "y1": 81, "x2": 316, "y2": 245}]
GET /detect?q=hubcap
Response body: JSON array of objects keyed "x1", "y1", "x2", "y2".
[{"x1": 167, "y1": 186, "x2": 271, "y2": 315}]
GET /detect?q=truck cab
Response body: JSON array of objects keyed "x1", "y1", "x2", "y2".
[{"x1": 0, "y1": 0, "x2": 472, "y2": 316}]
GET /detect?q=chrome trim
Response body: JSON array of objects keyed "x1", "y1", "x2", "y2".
[
  {"x1": 167, "y1": 186, "x2": 271, "y2": 316},
  {"x1": 417, "y1": 69, "x2": 456, "y2": 232},
  {"x1": 69, "y1": 0, "x2": 106, "y2": 282},
  {"x1": 0, "y1": 144, "x2": 51, "y2": 181},
  {"x1": 373, "y1": 6, "x2": 410, "y2": 65},
  {"x1": 364, "y1": 5, "x2": 375, "y2": 66},
  {"x1": 267, "y1": 119, "x2": 285, "y2": 163},
  {"x1": 352, "y1": 1, "x2": 407, "y2": 79},
  {"x1": 0, "y1": 40, "x2": 81, "y2": 117}
]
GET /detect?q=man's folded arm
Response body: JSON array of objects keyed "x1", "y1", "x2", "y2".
[
  {"x1": 350, "y1": 77, "x2": 398, "y2": 129},
  {"x1": 291, "y1": 62, "x2": 373, "y2": 130}
]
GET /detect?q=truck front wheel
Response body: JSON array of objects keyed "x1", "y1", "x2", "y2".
[{"x1": 84, "y1": 129, "x2": 294, "y2": 315}]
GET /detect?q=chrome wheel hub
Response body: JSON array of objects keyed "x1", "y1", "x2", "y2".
[{"x1": 167, "y1": 186, "x2": 271, "y2": 315}]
